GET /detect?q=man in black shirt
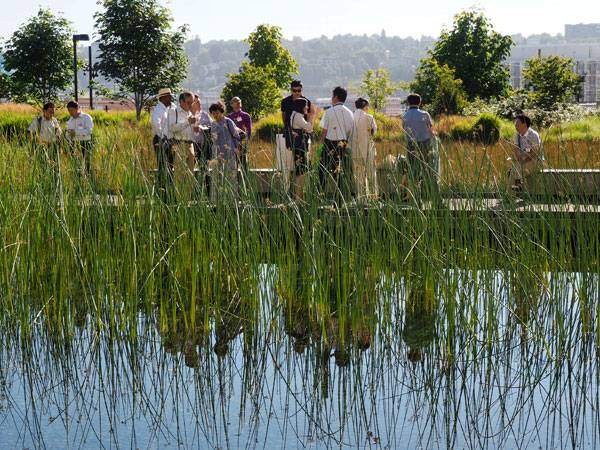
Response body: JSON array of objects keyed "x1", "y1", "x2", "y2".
[{"x1": 281, "y1": 80, "x2": 311, "y2": 148}]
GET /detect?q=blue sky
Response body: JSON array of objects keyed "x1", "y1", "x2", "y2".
[{"x1": 1, "y1": 0, "x2": 599, "y2": 41}]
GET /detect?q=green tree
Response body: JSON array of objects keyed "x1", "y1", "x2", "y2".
[
  {"x1": 246, "y1": 24, "x2": 298, "y2": 89},
  {"x1": 410, "y1": 58, "x2": 467, "y2": 116},
  {"x1": 360, "y1": 68, "x2": 398, "y2": 111},
  {"x1": 431, "y1": 10, "x2": 513, "y2": 100},
  {"x1": 2, "y1": 8, "x2": 72, "y2": 103},
  {"x1": 221, "y1": 63, "x2": 281, "y2": 120},
  {"x1": 0, "y1": 72, "x2": 12, "y2": 99},
  {"x1": 522, "y1": 56, "x2": 583, "y2": 109},
  {"x1": 94, "y1": 0, "x2": 189, "y2": 119}
]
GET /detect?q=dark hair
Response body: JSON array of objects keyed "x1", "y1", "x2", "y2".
[
  {"x1": 66, "y1": 101, "x2": 79, "y2": 109},
  {"x1": 332, "y1": 86, "x2": 347, "y2": 103},
  {"x1": 355, "y1": 97, "x2": 369, "y2": 109},
  {"x1": 290, "y1": 80, "x2": 303, "y2": 89},
  {"x1": 407, "y1": 94, "x2": 421, "y2": 106},
  {"x1": 293, "y1": 98, "x2": 308, "y2": 113},
  {"x1": 208, "y1": 101, "x2": 226, "y2": 114},
  {"x1": 42, "y1": 102, "x2": 55, "y2": 111},
  {"x1": 179, "y1": 91, "x2": 193, "y2": 103},
  {"x1": 515, "y1": 114, "x2": 532, "y2": 128}
]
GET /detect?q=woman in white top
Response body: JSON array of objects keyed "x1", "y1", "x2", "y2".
[
  {"x1": 289, "y1": 98, "x2": 316, "y2": 199},
  {"x1": 351, "y1": 98, "x2": 378, "y2": 202}
]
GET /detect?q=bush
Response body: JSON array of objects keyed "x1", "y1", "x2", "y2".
[
  {"x1": 254, "y1": 112, "x2": 283, "y2": 141},
  {"x1": 445, "y1": 113, "x2": 501, "y2": 144},
  {"x1": 254, "y1": 111, "x2": 324, "y2": 141},
  {"x1": 472, "y1": 113, "x2": 501, "y2": 144},
  {"x1": 448, "y1": 119, "x2": 475, "y2": 141}
]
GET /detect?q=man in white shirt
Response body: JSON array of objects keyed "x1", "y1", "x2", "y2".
[
  {"x1": 66, "y1": 101, "x2": 94, "y2": 176},
  {"x1": 165, "y1": 91, "x2": 198, "y2": 198},
  {"x1": 507, "y1": 114, "x2": 543, "y2": 193},
  {"x1": 319, "y1": 86, "x2": 354, "y2": 195},
  {"x1": 151, "y1": 88, "x2": 175, "y2": 186},
  {"x1": 28, "y1": 102, "x2": 62, "y2": 145}
]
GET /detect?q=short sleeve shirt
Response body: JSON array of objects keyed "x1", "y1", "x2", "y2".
[{"x1": 403, "y1": 107, "x2": 433, "y2": 143}]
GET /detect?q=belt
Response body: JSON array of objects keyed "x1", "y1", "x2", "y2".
[{"x1": 172, "y1": 139, "x2": 194, "y2": 144}]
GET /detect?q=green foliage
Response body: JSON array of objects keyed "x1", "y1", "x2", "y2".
[
  {"x1": 2, "y1": 8, "x2": 73, "y2": 103},
  {"x1": 0, "y1": 108, "x2": 141, "y2": 139},
  {"x1": 472, "y1": 113, "x2": 501, "y2": 144},
  {"x1": 246, "y1": 24, "x2": 298, "y2": 90},
  {"x1": 410, "y1": 58, "x2": 467, "y2": 116},
  {"x1": 0, "y1": 73, "x2": 12, "y2": 99},
  {"x1": 448, "y1": 113, "x2": 501, "y2": 144},
  {"x1": 431, "y1": 9, "x2": 513, "y2": 100},
  {"x1": 221, "y1": 63, "x2": 281, "y2": 120},
  {"x1": 360, "y1": 68, "x2": 398, "y2": 111},
  {"x1": 253, "y1": 112, "x2": 283, "y2": 140},
  {"x1": 94, "y1": 0, "x2": 189, "y2": 119},
  {"x1": 522, "y1": 56, "x2": 583, "y2": 110}
]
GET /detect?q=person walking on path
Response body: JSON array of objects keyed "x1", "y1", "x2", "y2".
[
  {"x1": 402, "y1": 93, "x2": 439, "y2": 203},
  {"x1": 165, "y1": 91, "x2": 198, "y2": 199},
  {"x1": 227, "y1": 97, "x2": 252, "y2": 173},
  {"x1": 507, "y1": 114, "x2": 544, "y2": 195},
  {"x1": 208, "y1": 101, "x2": 241, "y2": 203},
  {"x1": 319, "y1": 86, "x2": 354, "y2": 199},
  {"x1": 350, "y1": 97, "x2": 378, "y2": 203},
  {"x1": 66, "y1": 101, "x2": 94, "y2": 178},
  {"x1": 151, "y1": 88, "x2": 175, "y2": 193},
  {"x1": 289, "y1": 98, "x2": 317, "y2": 199}
]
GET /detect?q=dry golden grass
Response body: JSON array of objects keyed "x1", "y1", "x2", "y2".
[
  {"x1": 0, "y1": 103, "x2": 37, "y2": 114},
  {"x1": 248, "y1": 138, "x2": 599, "y2": 190}
]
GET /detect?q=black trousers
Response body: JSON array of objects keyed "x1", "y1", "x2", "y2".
[{"x1": 318, "y1": 139, "x2": 352, "y2": 197}]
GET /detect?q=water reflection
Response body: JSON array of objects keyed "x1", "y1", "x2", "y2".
[{"x1": 0, "y1": 267, "x2": 598, "y2": 449}]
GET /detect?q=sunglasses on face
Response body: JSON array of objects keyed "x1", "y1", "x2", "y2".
[{"x1": 292, "y1": 88, "x2": 302, "y2": 93}]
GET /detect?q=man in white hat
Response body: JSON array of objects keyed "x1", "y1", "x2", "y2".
[{"x1": 152, "y1": 88, "x2": 175, "y2": 188}]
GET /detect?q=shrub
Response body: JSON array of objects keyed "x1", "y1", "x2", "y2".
[
  {"x1": 472, "y1": 113, "x2": 501, "y2": 144},
  {"x1": 445, "y1": 113, "x2": 501, "y2": 144},
  {"x1": 254, "y1": 112, "x2": 283, "y2": 141}
]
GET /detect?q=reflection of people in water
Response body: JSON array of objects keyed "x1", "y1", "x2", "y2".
[
  {"x1": 214, "y1": 292, "x2": 244, "y2": 358},
  {"x1": 510, "y1": 269, "x2": 545, "y2": 337},
  {"x1": 402, "y1": 271, "x2": 437, "y2": 363}
]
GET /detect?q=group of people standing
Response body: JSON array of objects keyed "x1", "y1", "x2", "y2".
[
  {"x1": 281, "y1": 80, "x2": 438, "y2": 203},
  {"x1": 28, "y1": 101, "x2": 94, "y2": 178},
  {"x1": 27, "y1": 79, "x2": 541, "y2": 203},
  {"x1": 151, "y1": 89, "x2": 252, "y2": 200}
]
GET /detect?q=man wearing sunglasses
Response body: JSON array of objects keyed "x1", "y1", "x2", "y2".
[{"x1": 281, "y1": 80, "x2": 312, "y2": 149}]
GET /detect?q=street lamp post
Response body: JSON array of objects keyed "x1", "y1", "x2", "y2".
[
  {"x1": 88, "y1": 46, "x2": 94, "y2": 110},
  {"x1": 72, "y1": 34, "x2": 90, "y2": 103}
]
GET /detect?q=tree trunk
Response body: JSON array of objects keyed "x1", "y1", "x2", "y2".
[{"x1": 135, "y1": 92, "x2": 143, "y2": 120}]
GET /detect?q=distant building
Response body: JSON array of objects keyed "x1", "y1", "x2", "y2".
[{"x1": 565, "y1": 24, "x2": 600, "y2": 41}]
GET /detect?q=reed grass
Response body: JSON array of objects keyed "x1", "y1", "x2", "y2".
[{"x1": 0, "y1": 107, "x2": 598, "y2": 449}]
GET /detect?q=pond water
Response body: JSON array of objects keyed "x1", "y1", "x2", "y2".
[{"x1": 1, "y1": 267, "x2": 598, "y2": 449}]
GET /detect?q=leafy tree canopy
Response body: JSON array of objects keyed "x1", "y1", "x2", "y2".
[
  {"x1": 221, "y1": 62, "x2": 281, "y2": 120},
  {"x1": 360, "y1": 68, "x2": 399, "y2": 111},
  {"x1": 2, "y1": 8, "x2": 72, "y2": 103},
  {"x1": 431, "y1": 10, "x2": 513, "y2": 100},
  {"x1": 409, "y1": 58, "x2": 467, "y2": 116},
  {"x1": 522, "y1": 56, "x2": 583, "y2": 109},
  {"x1": 94, "y1": 0, "x2": 189, "y2": 118},
  {"x1": 246, "y1": 24, "x2": 298, "y2": 90}
]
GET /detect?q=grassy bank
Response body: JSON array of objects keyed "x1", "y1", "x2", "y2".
[{"x1": 1, "y1": 104, "x2": 598, "y2": 194}]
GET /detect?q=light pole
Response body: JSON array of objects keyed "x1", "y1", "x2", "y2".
[{"x1": 73, "y1": 34, "x2": 90, "y2": 102}]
